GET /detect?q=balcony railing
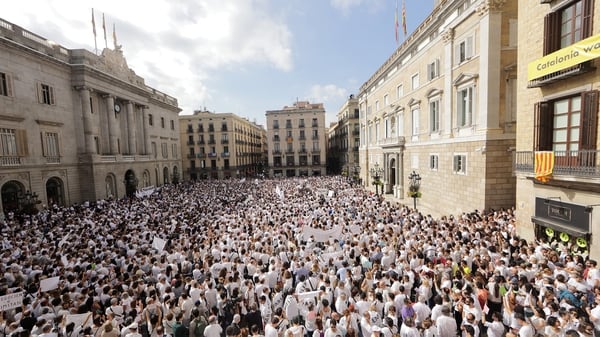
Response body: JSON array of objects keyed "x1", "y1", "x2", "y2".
[
  {"x1": 187, "y1": 140, "x2": 195, "y2": 145},
  {"x1": 45, "y1": 156, "x2": 60, "y2": 164},
  {"x1": 514, "y1": 150, "x2": 600, "y2": 177},
  {"x1": 197, "y1": 153, "x2": 206, "y2": 158},
  {"x1": 221, "y1": 152, "x2": 230, "y2": 157},
  {"x1": 221, "y1": 140, "x2": 229, "y2": 144},
  {"x1": 187, "y1": 154, "x2": 196, "y2": 159},
  {"x1": 197, "y1": 140, "x2": 205, "y2": 145},
  {"x1": 208, "y1": 152, "x2": 217, "y2": 157}
]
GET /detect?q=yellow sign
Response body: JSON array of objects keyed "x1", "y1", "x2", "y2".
[{"x1": 528, "y1": 34, "x2": 600, "y2": 81}]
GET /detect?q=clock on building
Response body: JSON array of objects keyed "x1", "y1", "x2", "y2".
[{"x1": 114, "y1": 103, "x2": 121, "y2": 112}]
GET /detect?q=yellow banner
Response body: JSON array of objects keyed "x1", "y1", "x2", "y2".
[{"x1": 528, "y1": 34, "x2": 600, "y2": 81}]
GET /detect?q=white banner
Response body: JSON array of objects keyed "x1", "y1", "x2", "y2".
[
  {"x1": 135, "y1": 186, "x2": 155, "y2": 198},
  {"x1": 40, "y1": 276, "x2": 60, "y2": 292},
  {"x1": 152, "y1": 237, "x2": 167, "y2": 253},
  {"x1": 301, "y1": 226, "x2": 343, "y2": 243},
  {"x1": 297, "y1": 290, "x2": 320, "y2": 301},
  {"x1": 0, "y1": 292, "x2": 23, "y2": 311},
  {"x1": 66, "y1": 312, "x2": 93, "y2": 328}
]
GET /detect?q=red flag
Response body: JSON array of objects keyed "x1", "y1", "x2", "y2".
[
  {"x1": 91, "y1": 9, "x2": 96, "y2": 37},
  {"x1": 395, "y1": 0, "x2": 399, "y2": 44},
  {"x1": 402, "y1": 0, "x2": 407, "y2": 37}
]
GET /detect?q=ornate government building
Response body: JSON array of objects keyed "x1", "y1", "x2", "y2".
[{"x1": 0, "y1": 19, "x2": 181, "y2": 215}]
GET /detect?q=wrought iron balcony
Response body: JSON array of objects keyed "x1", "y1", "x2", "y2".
[{"x1": 514, "y1": 150, "x2": 600, "y2": 178}]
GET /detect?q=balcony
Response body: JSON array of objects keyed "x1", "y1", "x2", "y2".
[
  {"x1": 273, "y1": 124, "x2": 279, "y2": 129},
  {"x1": 208, "y1": 152, "x2": 218, "y2": 158},
  {"x1": 187, "y1": 154, "x2": 196, "y2": 159},
  {"x1": 272, "y1": 150, "x2": 282, "y2": 155},
  {"x1": 273, "y1": 136, "x2": 280, "y2": 141},
  {"x1": 299, "y1": 124, "x2": 305, "y2": 128},
  {"x1": 286, "y1": 137, "x2": 293, "y2": 142},
  {"x1": 208, "y1": 126, "x2": 215, "y2": 132},
  {"x1": 197, "y1": 153, "x2": 206, "y2": 158},
  {"x1": 380, "y1": 136, "x2": 406, "y2": 148},
  {"x1": 298, "y1": 149, "x2": 307, "y2": 154},
  {"x1": 222, "y1": 126, "x2": 228, "y2": 131},
  {"x1": 187, "y1": 128, "x2": 194, "y2": 133},
  {"x1": 208, "y1": 140, "x2": 216, "y2": 144},
  {"x1": 514, "y1": 150, "x2": 600, "y2": 178},
  {"x1": 352, "y1": 130, "x2": 360, "y2": 136},
  {"x1": 221, "y1": 152, "x2": 230, "y2": 157},
  {"x1": 197, "y1": 140, "x2": 205, "y2": 145},
  {"x1": 312, "y1": 123, "x2": 318, "y2": 127},
  {"x1": 221, "y1": 140, "x2": 229, "y2": 144},
  {"x1": 285, "y1": 150, "x2": 295, "y2": 155},
  {"x1": 197, "y1": 128, "x2": 204, "y2": 133},
  {"x1": 312, "y1": 136, "x2": 319, "y2": 140},
  {"x1": 187, "y1": 140, "x2": 195, "y2": 145},
  {"x1": 45, "y1": 156, "x2": 61, "y2": 164}
]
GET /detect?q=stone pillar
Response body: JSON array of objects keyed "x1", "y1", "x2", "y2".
[
  {"x1": 126, "y1": 101, "x2": 136, "y2": 154},
  {"x1": 79, "y1": 87, "x2": 96, "y2": 153},
  {"x1": 142, "y1": 106, "x2": 151, "y2": 155},
  {"x1": 104, "y1": 95, "x2": 119, "y2": 154},
  {"x1": 442, "y1": 28, "x2": 455, "y2": 135}
]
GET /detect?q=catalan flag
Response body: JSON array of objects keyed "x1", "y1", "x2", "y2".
[
  {"x1": 102, "y1": 13, "x2": 107, "y2": 48},
  {"x1": 535, "y1": 151, "x2": 554, "y2": 183},
  {"x1": 402, "y1": 0, "x2": 407, "y2": 37},
  {"x1": 91, "y1": 9, "x2": 96, "y2": 37}
]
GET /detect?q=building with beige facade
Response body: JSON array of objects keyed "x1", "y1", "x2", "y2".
[
  {"x1": 515, "y1": 0, "x2": 600, "y2": 257},
  {"x1": 327, "y1": 95, "x2": 360, "y2": 178},
  {"x1": 266, "y1": 101, "x2": 326, "y2": 177},
  {"x1": 0, "y1": 19, "x2": 181, "y2": 215},
  {"x1": 179, "y1": 110, "x2": 266, "y2": 180},
  {"x1": 358, "y1": 0, "x2": 518, "y2": 216}
]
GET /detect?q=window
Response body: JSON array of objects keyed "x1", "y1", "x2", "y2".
[
  {"x1": 375, "y1": 100, "x2": 380, "y2": 111},
  {"x1": 534, "y1": 91, "x2": 597, "y2": 157},
  {"x1": 299, "y1": 130, "x2": 306, "y2": 140},
  {"x1": 429, "y1": 154, "x2": 439, "y2": 170},
  {"x1": 453, "y1": 154, "x2": 467, "y2": 174},
  {"x1": 149, "y1": 114, "x2": 154, "y2": 126},
  {"x1": 161, "y1": 117, "x2": 165, "y2": 128},
  {"x1": 273, "y1": 120, "x2": 279, "y2": 129},
  {"x1": 544, "y1": 0, "x2": 592, "y2": 55},
  {"x1": 0, "y1": 72, "x2": 13, "y2": 97},
  {"x1": 221, "y1": 122, "x2": 228, "y2": 131},
  {"x1": 427, "y1": 59, "x2": 440, "y2": 80},
  {"x1": 457, "y1": 86, "x2": 474, "y2": 127},
  {"x1": 0, "y1": 128, "x2": 29, "y2": 164},
  {"x1": 411, "y1": 108, "x2": 420, "y2": 136},
  {"x1": 42, "y1": 132, "x2": 60, "y2": 159},
  {"x1": 299, "y1": 119, "x2": 305, "y2": 128},
  {"x1": 172, "y1": 144, "x2": 177, "y2": 158},
  {"x1": 312, "y1": 118, "x2": 318, "y2": 127},
  {"x1": 411, "y1": 73, "x2": 419, "y2": 90},
  {"x1": 151, "y1": 142, "x2": 157, "y2": 158},
  {"x1": 286, "y1": 119, "x2": 292, "y2": 128},
  {"x1": 430, "y1": 100, "x2": 440, "y2": 132},
  {"x1": 384, "y1": 94, "x2": 389, "y2": 106},
  {"x1": 312, "y1": 130, "x2": 319, "y2": 139},
  {"x1": 170, "y1": 120, "x2": 175, "y2": 130},
  {"x1": 397, "y1": 85, "x2": 404, "y2": 98},
  {"x1": 161, "y1": 143, "x2": 168, "y2": 158},
  {"x1": 37, "y1": 83, "x2": 55, "y2": 105},
  {"x1": 455, "y1": 36, "x2": 474, "y2": 64}
]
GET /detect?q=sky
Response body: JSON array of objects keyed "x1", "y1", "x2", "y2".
[{"x1": 3, "y1": 0, "x2": 434, "y2": 126}]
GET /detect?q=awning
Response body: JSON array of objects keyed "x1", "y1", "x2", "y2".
[{"x1": 531, "y1": 216, "x2": 589, "y2": 237}]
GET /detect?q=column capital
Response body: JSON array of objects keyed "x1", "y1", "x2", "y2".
[
  {"x1": 442, "y1": 28, "x2": 454, "y2": 43},
  {"x1": 74, "y1": 85, "x2": 94, "y2": 92},
  {"x1": 476, "y1": 0, "x2": 506, "y2": 16}
]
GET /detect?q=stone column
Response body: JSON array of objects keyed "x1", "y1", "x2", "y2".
[
  {"x1": 442, "y1": 28, "x2": 455, "y2": 135},
  {"x1": 79, "y1": 87, "x2": 96, "y2": 153},
  {"x1": 126, "y1": 101, "x2": 136, "y2": 154},
  {"x1": 142, "y1": 106, "x2": 151, "y2": 155},
  {"x1": 104, "y1": 95, "x2": 119, "y2": 154}
]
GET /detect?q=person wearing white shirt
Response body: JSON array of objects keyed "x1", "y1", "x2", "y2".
[
  {"x1": 436, "y1": 306, "x2": 457, "y2": 337},
  {"x1": 204, "y1": 316, "x2": 223, "y2": 337}
]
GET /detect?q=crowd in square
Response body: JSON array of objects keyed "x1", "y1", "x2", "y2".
[{"x1": 0, "y1": 176, "x2": 598, "y2": 337}]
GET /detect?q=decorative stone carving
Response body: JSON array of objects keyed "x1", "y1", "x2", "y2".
[
  {"x1": 442, "y1": 28, "x2": 454, "y2": 43},
  {"x1": 476, "y1": 0, "x2": 506, "y2": 15}
]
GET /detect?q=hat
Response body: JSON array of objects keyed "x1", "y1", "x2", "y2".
[{"x1": 128, "y1": 323, "x2": 138, "y2": 330}]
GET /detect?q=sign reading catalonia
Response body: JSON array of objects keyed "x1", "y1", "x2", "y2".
[{"x1": 528, "y1": 34, "x2": 600, "y2": 81}]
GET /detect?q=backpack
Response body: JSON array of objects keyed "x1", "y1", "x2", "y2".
[
  {"x1": 173, "y1": 322, "x2": 189, "y2": 337},
  {"x1": 192, "y1": 317, "x2": 208, "y2": 337}
]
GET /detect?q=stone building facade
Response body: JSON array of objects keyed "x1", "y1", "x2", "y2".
[
  {"x1": 0, "y1": 19, "x2": 181, "y2": 215},
  {"x1": 327, "y1": 95, "x2": 360, "y2": 178},
  {"x1": 266, "y1": 101, "x2": 327, "y2": 177},
  {"x1": 179, "y1": 110, "x2": 266, "y2": 180},
  {"x1": 515, "y1": 0, "x2": 600, "y2": 258},
  {"x1": 358, "y1": 0, "x2": 518, "y2": 216}
]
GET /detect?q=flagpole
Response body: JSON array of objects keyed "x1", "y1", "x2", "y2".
[
  {"x1": 92, "y1": 9, "x2": 97, "y2": 55},
  {"x1": 102, "y1": 13, "x2": 107, "y2": 49}
]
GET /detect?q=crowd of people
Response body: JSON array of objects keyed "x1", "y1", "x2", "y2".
[{"x1": 0, "y1": 176, "x2": 599, "y2": 337}]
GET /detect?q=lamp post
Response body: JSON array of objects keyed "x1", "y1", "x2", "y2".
[
  {"x1": 408, "y1": 171, "x2": 422, "y2": 210},
  {"x1": 370, "y1": 163, "x2": 384, "y2": 195}
]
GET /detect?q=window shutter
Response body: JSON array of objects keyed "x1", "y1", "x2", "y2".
[
  {"x1": 49, "y1": 86, "x2": 55, "y2": 105},
  {"x1": 582, "y1": 0, "x2": 594, "y2": 39},
  {"x1": 543, "y1": 11, "x2": 560, "y2": 55},
  {"x1": 40, "y1": 132, "x2": 47, "y2": 156},
  {"x1": 36, "y1": 82, "x2": 43, "y2": 103},
  {"x1": 454, "y1": 44, "x2": 461, "y2": 65},
  {"x1": 534, "y1": 102, "x2": 553, "y2": 151},
  {"x1": 466, "y1": 36, "x2": 473, "y2": 59},
  {"x1": 16, "y1": 129, "x2": 28, "y2": 156},
  {"x1": 5, "y1": 74, "x2": 13, "y2": 97},
  {"x1": 581, "y1": 90, "x2": 598, "y2": 150}
]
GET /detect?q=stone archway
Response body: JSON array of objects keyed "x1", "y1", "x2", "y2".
[
  {"x1": 163, "y1": 167, "x2": 169, "y2": 184},
  {"x1": 105, "y1": 174, "x2": 117, "y2": 199},
  {"x1": 172, "y1": 166, "x2": 180, "y2": 184},
  {"x1": 1, "y1": 180, "x2": 24, "y2": 214},
  {"x1": 45, "y1": 177, "x2": 64, "y2": 206},
  {"x1": 124, "y1": 170, "x2": 138, "y2": 197}
]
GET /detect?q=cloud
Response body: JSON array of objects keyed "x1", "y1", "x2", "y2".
[
  {"x1": 329, "y1": 0, "x2": 387, "y2": 15},
  {"x1": 307, "y1": 84, "x2": 348, "y2": 111}
]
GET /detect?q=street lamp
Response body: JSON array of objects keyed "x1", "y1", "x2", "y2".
[
  {"x1": 370, "y1": 163, "x2": 384, "y2": 195},
  {"x1": 408, "y1": 171, "x2": 422, "y2": 210}
]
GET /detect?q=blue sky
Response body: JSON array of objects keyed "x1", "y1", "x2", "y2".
[{"x1": 3, "y1": 0, "x2": 434, "y2": 126}]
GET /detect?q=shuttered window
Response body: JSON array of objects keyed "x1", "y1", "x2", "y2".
[{"x1": 543, "y1": 0, "x2": 593, "y2": 55}]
